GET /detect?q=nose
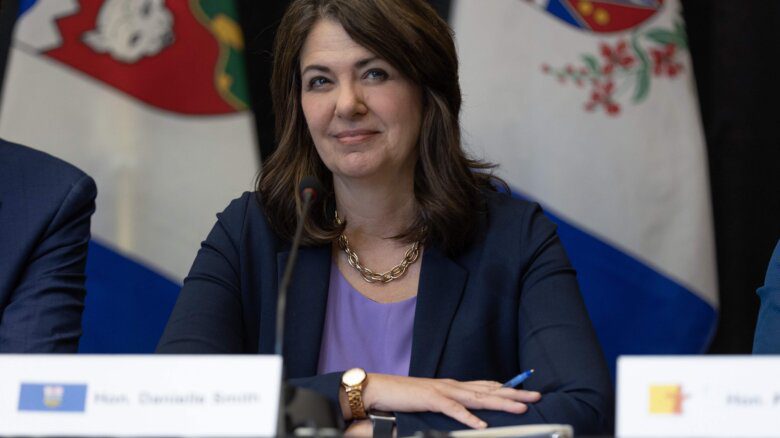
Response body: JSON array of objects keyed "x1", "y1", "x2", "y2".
[{"x1": 334, "y1": 82, "x2": 367, "y2": 119}]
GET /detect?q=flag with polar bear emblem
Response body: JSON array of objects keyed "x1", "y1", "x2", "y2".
[{"x1": 0, "y1": 0, "x2": 258, "y2": 352}]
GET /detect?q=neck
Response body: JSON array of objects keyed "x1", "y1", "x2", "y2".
[{"x1": 333, "y1": 173, "x2": 416, "y2": 241}]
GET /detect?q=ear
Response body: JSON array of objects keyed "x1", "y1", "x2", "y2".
[{"x1": 82, "y1": 31, "x2": 108, "y2": 52}]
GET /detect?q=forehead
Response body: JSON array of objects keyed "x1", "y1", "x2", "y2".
[{"x1": 300, "y1": 19, "x2": 376, "y2": 69}]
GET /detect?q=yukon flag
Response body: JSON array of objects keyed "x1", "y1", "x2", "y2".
[
  {"x1": 452, "y1": 0, "x2": 717, "y2": 374},
  {"x1": 0, "y1": 0, "x2": 258, "y2": 352}
]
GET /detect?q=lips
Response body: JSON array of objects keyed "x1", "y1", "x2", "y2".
[{"x1": 333, "y1": 129, "x2": 380, "y2": 144}]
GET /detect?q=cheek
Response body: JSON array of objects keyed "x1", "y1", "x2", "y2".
[
  {"x1": 301, "y1": 96, "x2": 331, "y2": 136},
  {"x1": 380, "y1": 83, "x2": 421, "y2": 124},
  {"x1": 301, "y1": 96, "x2": 335, "y2": 167},
  {"x1": 379, "y1": 90, "x2": 422, "y2": 147}
]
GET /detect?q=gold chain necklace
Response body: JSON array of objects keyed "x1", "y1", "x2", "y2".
[{"x1": 335, "y1": 211, "x2": 421, "y2": 284}]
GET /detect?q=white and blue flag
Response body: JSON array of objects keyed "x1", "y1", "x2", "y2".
[{"x1": 451, "y1": 0, "x2": 717, "y2": 374}]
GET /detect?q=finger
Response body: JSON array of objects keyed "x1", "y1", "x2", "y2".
[
  {"x1": 489, "y1": 388, "x2": 542, "y2": 403},
  {"x1": 454, "y1": 380, "x2": 503, "y2": 393},
  {"x1": 436, "y1": 379, "x2": 492, "y2": 396},
  {"x1": 435, "y1": 397, "x2": 488, "y2": 430},
  {"x1": 458, "y1": 383, "x2": 501, "y2": 394},
  {"x1": 448, "y1": 387, "x2": 529, "y2": 414},
  {"x1": 466, "y1": 380, "x2": 503, "y2": 389},
  {"x1": 450, "y1": 381, "x2": 541, "y2": 404},
  {"x1": 344, "y1": 420, "x2": 372, "y2": 438},
  {"x1": 442, "y1": 382, "x2": 532, "y2": 412}
]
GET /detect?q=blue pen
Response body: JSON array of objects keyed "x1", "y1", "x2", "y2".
[{"x1": 502, "y1": 369, "x2": 534, "y2": 388}]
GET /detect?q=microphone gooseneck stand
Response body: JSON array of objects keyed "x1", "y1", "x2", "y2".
[
  {"x1": 275, "y1": 177, "x2": 341, "y2": 437},
  {"x1": 275, "y1": 176, "x2": 320, "y2": 357}
]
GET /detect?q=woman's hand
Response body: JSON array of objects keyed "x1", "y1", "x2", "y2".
[
  {"x1": 341, "y1": 373, "x2": 541, "y2": 430},
  {"x1": 344, "y1": 420, "x2": 373, "y2": 437}
]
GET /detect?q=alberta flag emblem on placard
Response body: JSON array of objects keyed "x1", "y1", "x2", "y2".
[{"x1": 18, "y1": 384, "x2": 87, "y2": 412}]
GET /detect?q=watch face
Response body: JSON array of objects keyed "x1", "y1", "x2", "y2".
[{"x1": 343, "y1": 368, "x2": 366, "y2": 386}]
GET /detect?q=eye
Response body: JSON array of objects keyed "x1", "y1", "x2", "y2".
[
  {"x1": 306, "y1": 76, "x2": 331, "y2": 90},
  {"x1": 364, "y1": 69, "x2": 388, "y2": 81}
]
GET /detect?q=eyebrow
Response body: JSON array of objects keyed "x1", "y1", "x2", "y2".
[{"x1": 301, "y1": 56, "x2": 381, "y2": 76}]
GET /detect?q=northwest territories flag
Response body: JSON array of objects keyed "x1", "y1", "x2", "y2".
[
  {"x1": 451, "y1": 0, "x2": 717, "y2": 374},
  {"x1": 0, "y1": 0, "x2": 258, "y2": 352}
]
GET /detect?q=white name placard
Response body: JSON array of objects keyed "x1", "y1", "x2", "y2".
[
  {"x1": 0, "y1": 355, "x2": 282, "y2": 437},
  {"x1": 617, "y1": 355, "x2": 780, "y2": 437}
]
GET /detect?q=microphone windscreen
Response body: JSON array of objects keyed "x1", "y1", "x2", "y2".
[{"x1": 299, "y1": 176, "x2": 323, "y2": 202}]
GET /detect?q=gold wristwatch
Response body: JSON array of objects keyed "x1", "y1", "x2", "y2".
[{"x1": 341, "y1": 367, "x2": 368, "y2": 420}]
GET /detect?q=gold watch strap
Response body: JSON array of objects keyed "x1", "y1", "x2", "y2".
[{"x1": 346, "y1": 385, "x2": 367, "y2": 419}]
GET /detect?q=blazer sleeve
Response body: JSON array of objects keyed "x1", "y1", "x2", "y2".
[
  {"x1": 157, "y1": 194, "x2": 348, "y2": 416},
  {"x1": 753, "y1": 240, "x2": 780, "y2": 354},
  {"x1": 156, "y1": 195, "x2": 250, "y2": 353},
  {"x1": 396, "y1": 206, "x2": 613, "y2": 436},
  {"x1": 0, "y1": 173, "x2": 96, "y2": 353}
]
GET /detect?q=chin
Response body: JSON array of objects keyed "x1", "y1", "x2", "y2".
[
  {"x1": 335, "y1": 167, "x2": 380, "y2": 180},
  {"x1": 332, "y1": 157, "x2": 383, "y2": 180}
]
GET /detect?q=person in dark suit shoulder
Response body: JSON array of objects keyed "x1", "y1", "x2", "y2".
[
  {"x1": 753, "y1": 239, "x2": 780, "y2": 354},
  {"x1": 0, "y1": 138, "x2": 97, "y2": 352}
]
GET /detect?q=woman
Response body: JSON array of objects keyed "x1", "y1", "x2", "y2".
[{"x1": 157, "y1": 0, "x2": 612, "y2": 435}]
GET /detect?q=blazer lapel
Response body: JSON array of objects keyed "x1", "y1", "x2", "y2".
[
  {"x1": 409, "y1": 245, "x2": 469, "y2": 378},
  {"x1": 277, "y1": 244, "x2": 332, "y2": 378}
]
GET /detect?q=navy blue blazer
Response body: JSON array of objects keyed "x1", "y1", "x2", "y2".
[
  {"x1": 157, "y1": 191, "x2": 612, "y2": 435},
  {"x1": 0, "y1": 138, "x2": 96, "y2": 352}
]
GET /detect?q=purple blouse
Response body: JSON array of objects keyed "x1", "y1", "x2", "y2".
[{"x1": 317, "y1": 263, "x2": 417, "y2": 376}]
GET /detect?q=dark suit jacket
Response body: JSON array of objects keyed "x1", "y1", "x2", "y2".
[
  {"x1": 157, "y1": 191, "x2": 612, "y2": 435},
  {"x1": 0, "y1": 138, "x2": 96, "y2": 352}
]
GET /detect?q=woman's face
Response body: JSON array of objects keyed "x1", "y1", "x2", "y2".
[{"x1": 299, "y1": 19, "x2": 423, "y2": 184}]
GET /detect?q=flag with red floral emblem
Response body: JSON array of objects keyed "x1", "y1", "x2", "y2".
[
  {"x1": 0, "y1": 0, "x2": 258, "y2": 352},
  {"x1": 452, "y1": 0, "x2": 717, "y2": 375}
]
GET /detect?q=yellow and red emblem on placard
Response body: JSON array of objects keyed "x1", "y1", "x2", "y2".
[{"x1": 649, "y1": 384, "x2": 685, "y2": 415}]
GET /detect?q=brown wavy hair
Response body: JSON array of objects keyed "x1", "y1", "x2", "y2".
[{"x1": 257, "y1": 0, "x2": 506, "y2": 254}]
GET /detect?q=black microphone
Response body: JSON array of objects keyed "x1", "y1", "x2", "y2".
[
  {"x1": 275, "y1": 175, "x2": 323, "y2": 356},
  {"x1": 299, "y1": 175, "x2": 323, "y2": 205},
  {"x1": 273, "y1": 176, "x2": 340, "y2": 435}
]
